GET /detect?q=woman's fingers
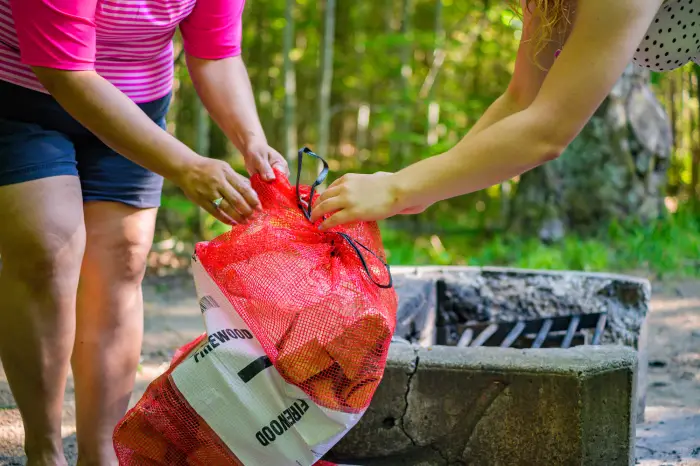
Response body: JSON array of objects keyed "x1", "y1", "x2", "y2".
[
  {"x1": 325, "y1": 174, "x2": 350, "y2": 191},
  {"x1": 399, "y1": 205, "x2": 427, "y2": 215},
  {"x1": 319, "y1": 209, "x2": 356, "y2": 231},
  {"x1": 218, "y1": 182, "x2": 254, "y2": 219},
  {"x1": 226, "y1": 170, "x2": 261, "y2": 211},
  {"x1": 316, "y1": 185, "x2": 343, "y2": 205},
  {"x1": 217, "y1": 198, "x2": 246, "y2": 224},
  {"x1": 269, "y1": 150, "x2": 290, "y2": 178},
  {"x1": 309, "y1": 196, "x2": 345, "y2": 222},
  {"x1": 199, "y1": 195, "x2": 238, "y2": 225},
  {"x1": 179, "y1": 158, "x2": 264, "y2": 225}
]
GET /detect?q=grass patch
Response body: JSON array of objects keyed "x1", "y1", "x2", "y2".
[{"x1": 382, "y1": 209, "x2": 700, "y2": 279}]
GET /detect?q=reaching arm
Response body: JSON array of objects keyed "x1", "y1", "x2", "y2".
[
  {"x1": 181, "y1": 0, "x2": 288, "y2": 181},
  {"x1": 10, "y1": 0, "x2": 186, "y2": 177},
  {"x1": 32, "y1": 70, "x2": 262, "y2": 225},
  {"x1": 187, "y1": 56, "x2": 289, "y2": 180},
  {"x1": 464, "y1": 0, "x2": 561, "y2": 139},
  {"x1": 32, "y1": 70, "x2": 197, "y2": 187},
  {"x1": 311, "y1": 0, "x2": 663, "y2": 229},
  {"x1": 391, "y1": 0, "x2": 662, "y2": 208},
  {"x1": 188, "y1": 56, "x2": 264, "y2": 156}
]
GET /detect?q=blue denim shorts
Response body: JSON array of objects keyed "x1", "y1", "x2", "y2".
[{"x1": 0, "y1": 79, "x2": 171, "y2": 208}]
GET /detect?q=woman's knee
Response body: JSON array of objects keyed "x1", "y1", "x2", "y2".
[
  {"x1": 2, "y1": 230, "x2": 85, "y2": 297},
  {"x1": 1, "y1": 221, "x2": 85, "y2": 296},
  {"x1": 101, "y1": 234, "x2": 152, "y2": 284},
  {"x1": 83, "y1": 204, "x2": 157, "y2": 285},
  {"x1": 0, "y1": 177, "x2": 86, "y2": 293}
]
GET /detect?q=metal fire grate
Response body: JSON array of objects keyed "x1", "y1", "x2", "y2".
[{"x1": 442, "y1": 312, "x2": 608, "y2": 349}]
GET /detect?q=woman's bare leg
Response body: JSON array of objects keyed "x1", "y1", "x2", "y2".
[
  {"x1": 0, "y1": 176, "x2": 86, "y2": 466},
  {"x1": 72, "y1": 201, "x2": 157, "y2": 466}
]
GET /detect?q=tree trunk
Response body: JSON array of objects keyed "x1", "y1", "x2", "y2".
[
  {"x1": 251, "y1": 1, "x2": 272, "y2": 134},
  {"x1": 692, "y1": 65, "x2": 700, "y2": 211},
  {"x1": 282, "y1": 0, "x2": 297, "y2": 163},
  {"x1": 318, "y1": 0, "x2": 336, "y2": 159},
  {"x1": 425, "y1": 0, "x2": 443, "y2": 147},
  {"x1": 668, "y1": 70, "x2": 678, "y2": 154},
  {"x1": 391, "y1": 0, "x2": 414, "y2": 163},
  {"x1": 510, "y1": 65, "x2": 673, "y2": 241}
]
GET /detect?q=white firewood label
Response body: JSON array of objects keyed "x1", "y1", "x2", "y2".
[{"x1": 170, "y1": 258, "x2": 364, "y2": 466}]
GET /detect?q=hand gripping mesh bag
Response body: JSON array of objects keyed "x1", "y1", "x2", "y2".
[{"x1": 113, "y1": 148, "x2": 398, "y2": 465}]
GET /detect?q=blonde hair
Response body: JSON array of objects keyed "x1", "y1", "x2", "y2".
[{"x1": 511, "y1": 0, "x2": 573, "y2": 68}]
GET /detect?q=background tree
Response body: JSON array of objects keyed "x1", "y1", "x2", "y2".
[{"x1": 510, "y1": 65, "x2": 673, "y2": 242}]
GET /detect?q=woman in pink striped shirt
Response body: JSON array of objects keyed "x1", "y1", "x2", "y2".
[{"x1": 0, "y1": 0, "x2": 287, "y2": 464}]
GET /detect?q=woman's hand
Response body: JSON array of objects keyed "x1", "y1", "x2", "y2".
[
  {"x1": 243, "y1": 139, "x2": 290, "y2": 181},
  {"x1": 175, "y1": 156, "x2": 262, "y2": 225},
  {"x1": 309, "y1": 172, "x2": 427, "y2": 230}
]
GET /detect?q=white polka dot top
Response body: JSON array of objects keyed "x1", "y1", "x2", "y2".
[{"x1": 633, "y1": 0, "x2": 700, "y2": 71}]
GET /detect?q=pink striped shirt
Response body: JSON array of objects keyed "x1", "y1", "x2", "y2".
[{"x1": 0, "y1": 0, "x2": 244, "y2": 103}]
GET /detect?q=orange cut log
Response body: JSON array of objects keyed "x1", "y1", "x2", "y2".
[{"x1": 325, "y1": 311, "x2": 391, "y2": 382}]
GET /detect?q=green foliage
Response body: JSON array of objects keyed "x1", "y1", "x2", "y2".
[
  {"x1": 382, "y1": 209, "x2": 700, "y2": 278},
  {"x1": 154, "y1": 0, "x2": 699, "y2": 276}
]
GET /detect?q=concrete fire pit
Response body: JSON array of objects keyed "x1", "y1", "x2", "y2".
[
  {"x1": 391, "y1": 266, "x2": 649, "y2": 417},
  {"x1": 327, "y1": 266, "x2": 649, "y2": 466}
]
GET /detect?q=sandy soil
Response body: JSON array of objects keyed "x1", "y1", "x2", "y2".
[
  {"x1": 1, "y1": 274, "x2": 699, "y2": 465},
  {"x1": 636, "y1": 279, "x2": 700, "y2": 466}
]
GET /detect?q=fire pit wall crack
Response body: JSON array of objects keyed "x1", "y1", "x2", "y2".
[
  {"x1": 399, "y1": 346, "x2": 420, "y2": 446},
  {"x1": 397, "y1": 346, "x2": 469, "y2": 466}
]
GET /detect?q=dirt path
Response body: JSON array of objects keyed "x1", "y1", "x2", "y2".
[
  {"x1": 1, "y1": 274, "x2": 699, "y2": 465},
  {"x1": 0, "y1": 275, "x2": 201, "y2": 465},
  {"x1": 636, "y1": 279, "x2": 700, "y2": 466}
]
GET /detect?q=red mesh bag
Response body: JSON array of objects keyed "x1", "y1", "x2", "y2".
[
  {"x1": 114, "y1": 335, "x2": 244, "y2": 466},
  {"x1": 115, "y1": 334, "x2": 349, "y2": 465},
  {"x1": 195, "y1": 147, "x2": 397, "y2": 412},
  {"x1": 114, "y1": 148, "x2": 397, "y2": 465}
]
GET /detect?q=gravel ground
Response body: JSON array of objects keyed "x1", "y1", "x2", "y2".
[{"x1": 1, "y1": 274, "x2": 699, "y2": 465}]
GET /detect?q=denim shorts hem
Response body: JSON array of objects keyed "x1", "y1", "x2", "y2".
[
  {"x1": 0, "y1": 80, "x2": 170, "y2": 206},
  {"x1": 0, "y1": 161, "x2": 79, "y2": 188},
  {"x1": 81, "y1": 193, "x2": 163, "y2": 209}
]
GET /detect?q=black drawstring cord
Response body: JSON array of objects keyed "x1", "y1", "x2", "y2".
[
  {"x1": 295, "y1": 147, "x2": 393, "y2": 289},
  {"x1": 334, "y1": 232, "x2": 393, "y2": 289},
  {"x1": 295, "y1": 147, "x2": 328, "y2": 221}
]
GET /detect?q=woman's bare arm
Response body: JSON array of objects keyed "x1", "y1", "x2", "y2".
[
  {"x1": 33, "y1": 69, "x2": 196, "y2": 182},
  {"x1": 186, "y1": 55, "x2": 289, "y2": 180},
  {"x1": 461, "y1": 0, "x2": 564, "y2": 139},
  {"x1": 32, "y1": 68, "x2": 260, "y2": 224},
  {"x1": 391, "y1": 0, "x2": 662, "y2": 208},
  {"x1": 312, "y1": 0, "x2": 663, "y2": 228}
]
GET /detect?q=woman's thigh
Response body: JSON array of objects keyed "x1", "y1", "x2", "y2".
[{"x1": 0, "y1": 116, "x2": 84, "y2": 276}]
